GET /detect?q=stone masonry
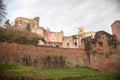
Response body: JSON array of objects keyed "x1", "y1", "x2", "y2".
[
  {"x1": 1, "y1": 17, "x2": 120, "y2": 72},
  {"x1": 82, "y1": 31, "x2": 120, "y2": 71},
  {"x1": 8, "y1": 17, "x2": 95, "y2": 48},
  {"x1": 111, "y1": 20, "x2": 120, "y2": 42}
]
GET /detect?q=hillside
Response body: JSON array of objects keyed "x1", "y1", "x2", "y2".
[{"x1": 0, "y1": 27, "x2": 44, "y2": 45}]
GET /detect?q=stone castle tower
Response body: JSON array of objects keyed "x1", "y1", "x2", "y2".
[
  {"x1": 15, "y1": 17, "x2": 40, "y2": 30},
  {"x1": 111, "y1": 20, "x2": 120, "y2": 42},
  {"x1": 14, "y1": 17, "x2": 64, "y2": 43},
  {"x1": 14, "y1": 17, "x2": 46, "y2": 38}
]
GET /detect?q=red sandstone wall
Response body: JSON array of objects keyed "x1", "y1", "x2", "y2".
[
  {"x1": 0, "y1": 42, "x2": 86, "y2": 68},
  {"x1": 89, "y1": 52, "x2": 120, "y2": 72},
  {"x1": 111, "y1": 21, "x2": 120, "y2": 42},
  {"x1": 0, "y1": 42, "x2": 120, "y2": 72}
]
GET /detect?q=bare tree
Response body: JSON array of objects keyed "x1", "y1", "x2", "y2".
[{"x1": 0, "y1": 0, "x2": 6, "y2": 24}]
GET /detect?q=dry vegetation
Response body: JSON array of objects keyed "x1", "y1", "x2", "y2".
[{"x1": 0, "y1": 27, "x2": 44, "y2": 45}]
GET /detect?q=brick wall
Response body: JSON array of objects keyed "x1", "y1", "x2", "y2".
[
  {"x1": 0, "y1": 42, "x2": 85, "y2": 68},
  {"x1": 0, "y1": 41, "x2": 120, "y2": 72}
]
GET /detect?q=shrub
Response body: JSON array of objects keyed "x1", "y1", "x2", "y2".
[{"x1": 0, "y1": 27, "x2": 44, "y2": 45}]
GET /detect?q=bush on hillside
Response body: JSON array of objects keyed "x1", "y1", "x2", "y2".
[{"x1": 0, "y1": 27, "x2": 44, "y2": 45}]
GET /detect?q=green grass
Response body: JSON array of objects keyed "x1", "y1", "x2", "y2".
[{"x1": 0, "y1": 64, "x2": 120, "y2": 80}]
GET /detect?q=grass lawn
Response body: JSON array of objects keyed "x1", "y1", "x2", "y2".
[{"x1": 0, "y1": 64, "x2": 120, "y2": 80}]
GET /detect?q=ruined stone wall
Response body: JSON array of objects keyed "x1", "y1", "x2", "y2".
[
  {"x1": 15, "y1": 17, "x2": 39, "y2": 29},
  {"x1": 32, "y1": 17, "x2": 39, "y2": 27},
  {"x1": 83, "y1": 32, "x2": 95, "y2": 38},
  {"x1": 14, "y1": 17, "x2": 45, "y2": 38},
  {"x1": 62, "y1": 27, "x2": 95, "y2": 49},
  {"x1": 62, "y1": 35, "x2": 82, "y2": 48},
  {"x1": 83, "y1": 31, "x2": 120, "y2": 72},
  {"x1": 49, "y1": 31, "x2": 64, "y2": 43},
  {"x1": 15, "y1": 17, "x2": 33, "y2": 30},
  {"x1": 13, "y1": 18, "x2": 96, "y2": 48},
  {"x1": 62, "y1": 36, "x2": 73, "y2": 48},
  {"x1": 62, "y1": 33, "x2": 95, "y2": 49},
  {"x1": 111, "y1": 20, "x2": 120, "y2": 42},
  {"x1": 78, "y1": 27, "x2": 95, "y2": 38},
  {"x1": 31, "y1": 27, "x2": 45, "y2": 38},
  {"x1": 0, "y1": 42, "x2": 85, "y2": 68},
  {"x1": 14, "y1": 17, "x2": 64, "y2": 42}
]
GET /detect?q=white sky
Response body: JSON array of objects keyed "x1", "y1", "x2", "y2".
[{"x1": 5, "y1": 0, "x2": 120, "y2": 36}]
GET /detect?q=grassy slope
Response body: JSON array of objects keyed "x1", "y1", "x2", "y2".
[{"x1": 0, "y1": 64, "x2": 120, "y2": 80}]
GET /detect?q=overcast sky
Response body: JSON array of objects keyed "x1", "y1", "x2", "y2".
[{"x1": 5, "y1": 0, "x2": 120, "y2": 36}]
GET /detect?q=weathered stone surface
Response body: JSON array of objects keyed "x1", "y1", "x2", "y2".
[
  {"x1": 7, "y1": 17, "x2": 95, "y2": 48},
  {"x1": 49, "y1": 31, "x2": 64, "y2": 43},
  {"x1": 111, "y1": 20, "x2": 120, "y2": 42},
  {"x1": 14, "y1": 17, "x2": 46, "y2": 38},
  {"x1": 0, "y1": 42, "x2": 85, "y2": 68},
  {"x1": 82, "y1": 31, "x2": 120, "y2": 72},
  {"x1": 62, "y1": 26, "x2": 95, "y2": 49},
  {"x1": 14, "y1": 17, "x2": 64, "y2": 43}
]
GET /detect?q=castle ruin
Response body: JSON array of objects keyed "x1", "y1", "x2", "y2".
[
  {"x1": 1, "y1": 17, "x2": 120, "y2": 72},
  {"x1": 10, "y1": 17, "x2": 95, "y2": 48}
]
